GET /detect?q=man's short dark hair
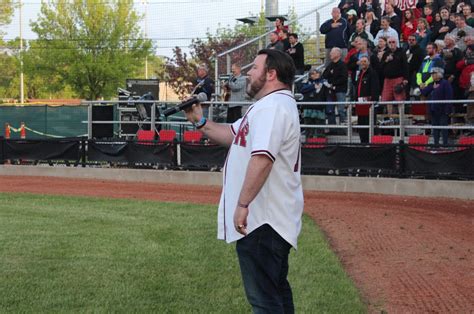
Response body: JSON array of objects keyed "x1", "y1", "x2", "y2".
[
  {"x1": 381, "y1": 16, "x2": 391, "y2": 24},
  {"x1": 289, "y1": 33, "x2": 298, "y2": 39},
  {"x1": 427, "y1": 42, "x2": 438, "y2": 50},
  {"x1": 257, "y1": 49, "x2": 296, "y2": 86},
  {"x1": 456, "y1": 13, "x2": 466, "y2": 20}
]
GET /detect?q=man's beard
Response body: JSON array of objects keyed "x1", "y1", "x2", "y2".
[{"x1": 246, "y1": 73, "x2": 266, "y2": 99}]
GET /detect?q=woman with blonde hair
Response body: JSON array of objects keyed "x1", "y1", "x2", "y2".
[{"x1": 416, "y1": 17, "x2": 432, "y2": 50}]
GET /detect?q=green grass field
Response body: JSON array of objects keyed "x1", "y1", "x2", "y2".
[{"x1": 0, "y1": 193, "x2": 365, "y2": 313}]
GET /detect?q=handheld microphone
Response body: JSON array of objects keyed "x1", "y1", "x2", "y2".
[{"x1": 162, "y1": 92, "x2": 208, "y2": 117}]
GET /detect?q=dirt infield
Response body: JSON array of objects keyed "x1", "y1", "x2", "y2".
[{"x1": 1, "y1": 175, "x2": 472, "y2": 313}]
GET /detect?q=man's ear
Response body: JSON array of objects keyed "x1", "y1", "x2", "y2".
[{"x1": 266, "y1": 68, "x2": 278, "y2": 81}]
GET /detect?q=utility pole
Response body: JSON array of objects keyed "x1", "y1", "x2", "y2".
[
  {"x1": 19, "y1": 0, "x2": 24, "y2": 104},
  {"x1": 143, "y1": 0, "x2": 148, "y2": 79}
]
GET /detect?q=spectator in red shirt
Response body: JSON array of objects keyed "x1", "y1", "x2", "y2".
[{"x1": 402, "y1": 9, "x2": 419, "y2": 44}]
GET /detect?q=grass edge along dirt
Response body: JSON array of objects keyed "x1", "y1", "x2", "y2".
[{"x1": 0, "y1": 193, "x2": 365, "y2": 313}]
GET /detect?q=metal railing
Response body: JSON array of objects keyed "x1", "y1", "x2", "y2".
[{"x1": 82, "y1": 99, "x2": 474, "y2": 144}]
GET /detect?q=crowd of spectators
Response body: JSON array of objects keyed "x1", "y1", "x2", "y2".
[{"x1": 297, "y1": 0, "x2": 474, "y2": 143}]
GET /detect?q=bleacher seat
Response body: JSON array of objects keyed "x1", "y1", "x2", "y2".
[
  {"x1": 183, "y1": 130, "x2": 203, "y2": 144},
  {"x1": 136, "y1": 129, "x2": 157, "y2": 145},
  {"x1": 408, "y1": 135, "x2": 429, "y2": 151},
  {"x1": 458, "y1": 136, "x2": 474, "y2": 151},
  {"x1": 304, "y1": 137, "x2": 327, "y2": 148},
  {"x1": 159, "y1": 129, "x2": 176, "y2": 142},
  {"x1": 371, "y1": 135, "x2": 393, "y2": 144}
]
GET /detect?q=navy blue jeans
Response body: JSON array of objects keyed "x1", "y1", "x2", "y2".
[
  {"x1": 236, "y1": 224, "x2": 294, "y2": 314},
  {"x1": 431, "y1": 113, "x2": 449, "y2": 145}
]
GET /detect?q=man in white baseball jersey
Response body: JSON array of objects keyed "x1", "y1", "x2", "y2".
[{"x1": 185, "y1": 49, "x2": 303, "y2": 313}]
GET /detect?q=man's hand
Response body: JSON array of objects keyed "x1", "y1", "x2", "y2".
[
  {"x1": 183, "y1": 102, "x2": 203, "y2": 124},
  {"x1": 234, "y1": 205, "x2": 249, "y2": 236}
]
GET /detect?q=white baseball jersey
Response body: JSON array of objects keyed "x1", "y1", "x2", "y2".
[{"x1": 217, "y1": 89, "x2": 304, "y2": 248}]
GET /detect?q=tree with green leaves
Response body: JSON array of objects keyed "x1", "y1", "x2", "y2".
[
  {"x1": 30, "y1": 0, "x2": 152, "y2": 100},
  {"x1": 166, "y1": 13, "x2": 267, "y2": 99},
  {"x1": 0, "y1": 0, "x2": 14, "y2": 38}
]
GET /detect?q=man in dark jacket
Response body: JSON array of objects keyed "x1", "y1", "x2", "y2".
[
  {"x1": 442, "y1": 34, "x2": 463, "y2": 98},
  {"x1": 406, "y1": 34, "x2": 426, "y2": 93},
  {"x1": 381, "y1": 36, "x2": 409, "y2": 114},
  {"x1": 355, "y1": 56, "x2": 380, "y2": 143},
  {"x1": 320, "y1": 7, "x2": 350, "y2": 67},
  {"x1": 194, "y1": 64, "x2": 215, "y2": 118},
  {"x1": 287, "y1": 33, "x2": 305, "y2": 74},
  {"x1": 322, "y1": 47, "x2": 349, "y2": 124},
  {"x1": 421, "y1": 67, "x2": 454, "y2": 145},
  {"x1": 431, "y1": 6, "x2": 456, "y2": 41}
]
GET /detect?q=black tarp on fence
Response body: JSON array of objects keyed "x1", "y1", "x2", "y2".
[
  {"x1": 88, "y1": 141, "x2": 175, "y2": 165},
  {"x1": 0, "y1": 138, "x2": 473, "y2": 179},
  {"x1": 3, "y1": 139, "x2": 81, "y2": 162},
  {"x1": 302, "y1": 145, "x2": 398, "y2": 175}
]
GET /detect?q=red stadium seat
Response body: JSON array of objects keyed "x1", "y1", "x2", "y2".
[
  {"x1": 183, "y1": 130, "x2": 203, "y2": 144},
  {"x1": 136, "y1": 129, "x2": 157, "y2": 145},
  {"x1": 371, "y1": 135, "x2": 393, "y2": 144},
  {"x1": 304, "y1": 137, "x2": 327, "y2": 148},
  {"x1": 458, "y1": 136, "x2": 474, "y2": 151},
  {"x1": 159, "y1": 129, "x2": 176, "y2": 143},
  {"x1": 408, "y1": 135, "x2": 429, "y2": 151}
]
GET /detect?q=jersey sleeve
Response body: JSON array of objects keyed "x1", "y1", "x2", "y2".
[
  {"x1": 249, "y1": 105, "x2": 288, "y2": 163},
  {"x1": 230, "y1": 118, "x2": 242, "y2": 136}
]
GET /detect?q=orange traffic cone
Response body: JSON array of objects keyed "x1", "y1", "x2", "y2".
[
  {"x1": 4, "y1": 123, "x2": 11, "y2": 139},
  {"x1": 20, "y1": 122, "x2": 26, "y2": 139}
]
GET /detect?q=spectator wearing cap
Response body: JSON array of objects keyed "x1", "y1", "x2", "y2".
[
  {"x1": 431, "y1": 6, "x2": 456, "y2": 41},
  {"x1": 346, "y1": 9, "x2": 359, "y2": 39},
  {"x1": 417, "y1": 42, "x2": 445, "y2": 90},
  {"x1": 287, "y1": 33, "x2": 305, "y2": 75},
  {"x1": 354, "y1": 55, "x2": 380, "y2": 143},
  {"x1": 267, "y1": 31, "x2": 284, "y2": 51},
  {"x1": 421, "y1": 67, "x2": 454, "y2": 145},
  {"x1": 320, "y1": 7, "x2": 350, "y2": 67},
  {"x1": 375, "y1": 16, "x2": 400, "y2": 47},
  {"x1": 380, "y1": 36, "x2": 409, "y2": 114},
  {"x1": 349, "y1": 19, "x2": 375, "y2": 47},
  {"x1": 299, "y1": 68, "x2": 327, "y2": 138},
  {"x1": 449, "y1": 13, "x2": 474, "y2": 51}
]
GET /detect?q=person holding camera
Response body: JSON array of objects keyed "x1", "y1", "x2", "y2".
[{"x1": 449, "y1": 13, "x2": 474, "y2": 51}]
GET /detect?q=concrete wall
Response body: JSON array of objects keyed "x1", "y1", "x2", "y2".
[{"x1": 0, "y1": 165, "x2": 472, "y2": 200}]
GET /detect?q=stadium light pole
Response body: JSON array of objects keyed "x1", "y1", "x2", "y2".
[{"x1": 19, "y1": 0, "x2": 24, "y2": 104}]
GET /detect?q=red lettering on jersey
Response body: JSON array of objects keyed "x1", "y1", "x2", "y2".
[{"x1": 234, "y1": 116, "x2": 249, "y2": 147}]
